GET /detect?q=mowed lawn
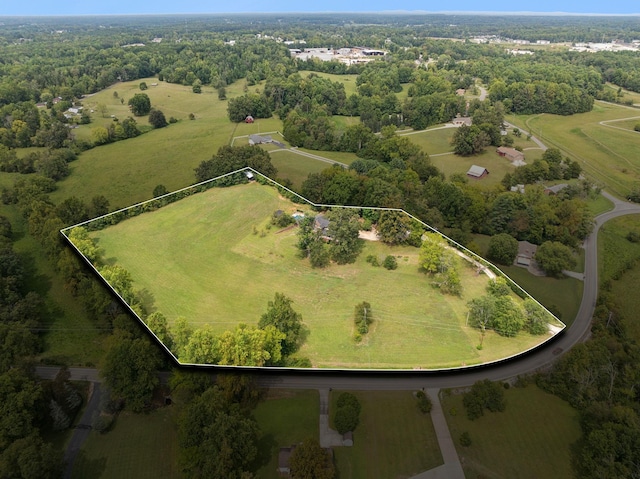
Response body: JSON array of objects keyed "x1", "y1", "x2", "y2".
[
  {"x1": 508, "y1": 101, "x2": 640, "y2": 198},
  {"x1": 253, "y1": 389, "x2": 320, "y2": 478},
  {"x1": 329, "y1": 391, "x2": 443, "y2": 479},
  {"x1": 71, "y1": 407, "x2": 180, "y2": 479},
  {"x1": 270, "y1": 150, "x2": 333, "y2": 189},
  {"x1": 90, "y1": 183, "x2": 557, "y2": 369},
  {"x1": 442, "y1": 385, "x2": 581, "y2": 479}
]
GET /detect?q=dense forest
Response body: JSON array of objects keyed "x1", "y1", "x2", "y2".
[{"x1": 1, "y1": 13, "x2": 640, "y2": 478}]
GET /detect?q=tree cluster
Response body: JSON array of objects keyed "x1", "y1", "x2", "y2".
[
  {"x1": 419, "y1": 233, "x2": 462, "y2": 296},
  {"x1": 194, "y1": 145, "x2": 277, "y2": 183},
  {"x1": 462, "y1": 379, "x2": 507, "y2": 420},
  {"x1": 467, "y1": 277, "x2": 550, "y2": 340}
]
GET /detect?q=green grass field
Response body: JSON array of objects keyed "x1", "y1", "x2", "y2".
[
  {"x1": 430, "y1": 149, "x2": 516, "y2": 187},
  {"x1": 71, "y1": 407, "x2": 180, "y2": 479},
  {"x1": 85, "y1": 182, "x2": 558, "y2": 369},
  {"x1": 507, "y1": 101, "x2": 640, "y2": 198},
  {"x1": 399, "y1": 126, "x2": 454, "y2": 155},
  {"x1": 598, "y1": 214, "x2": 640, "y2": 284},
  {"x1": 442, "y1": 384, "x2": 581, "y2": 479},
  {"x1": 329, "y1": 390, "x2": 443, "y2": 478},
  {"x1": 270, "y1": 150, "x2": 332, "y2": 189},
  {"x1": 253, "y1": 389, "x2": 320, "y2": 478},
  {"x1": 52, "y1": 77, "x2": 271, "y2": 208},
  {"x1": 500, "y1": 266, "x2": 583, "y2": 326}
]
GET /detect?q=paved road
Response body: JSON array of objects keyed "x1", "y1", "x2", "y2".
[{"x1": 63, "y1": 383, "x2": 102, "y2": 479}]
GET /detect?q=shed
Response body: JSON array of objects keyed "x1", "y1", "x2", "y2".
[
  {"x1": 245, "y1": 115, "x2": 254, "y2": 123},
  {"x1": 342, "y1": 431, "x2": 354, "y2": 446},
  {"x1": 466, "y1": 165, "x2": 489, "y2": 179},
  {"x1": 244, "y1": 171, "x2": 255, "y2": 180},
  {"x1": 278, "y1": 446, "x2": 295, "y2": 476},
  {"x1": 496, "y1": 146, "x2": 525, "y2": 163}
]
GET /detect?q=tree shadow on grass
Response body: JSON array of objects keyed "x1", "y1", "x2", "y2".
[
  {"x1": 69, "y1": 450, "x2": 107, "y2": 479},
  {"x1": 137, "y1": 288, "x2": 156, "y2": 313},
  {"x1": 251, "y1": 432, "x2": 278, "y2": 472}
]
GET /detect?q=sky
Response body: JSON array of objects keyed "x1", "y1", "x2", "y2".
[{"x1": 1, "y1": 1, "x2": 638, "y2": 16}]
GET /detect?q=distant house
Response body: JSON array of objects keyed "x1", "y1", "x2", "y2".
[
  {"x1": 544, "y1": 183, "x2": 568, "y2": 195},
  {"x1": 314, "y1": 214, "x2": 331, "y2": 237},
  {"x1": 245, "y1": 115, "x2": 254, "y2": 123},
  {"x1": 452, "y1": 116, "x2": 473, "y2": 127},
  {"x1": 467, "y1": 165, "x2": 489, "y2": 179},
  {"x1": 248, "y1": 134, "x2": 272, "y2": 145},
  {"x1": 496, "y1": 146, "x2": 525, "y2": 163}
]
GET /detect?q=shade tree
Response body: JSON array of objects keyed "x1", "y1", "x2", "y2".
[{"x1": 258, "y1": 292, "x2": 303, "y2": 357}]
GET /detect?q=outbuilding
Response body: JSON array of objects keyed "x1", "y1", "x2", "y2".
[{"x1": 466, "y1": 165, "x2": 489, "y2": 179}]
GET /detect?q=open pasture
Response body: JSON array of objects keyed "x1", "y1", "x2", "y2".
[
  {"x1": 443, "y1": 385, "x2": 581, "y2": 479},
  {"x1": 509, "y1": 101, "x2": 640, "y2": 198},
  {"x1": 430, "y1": 149, "x2": 516, "y2": 186},
  {"x1": 270, "y1": 150, "x2": 333, "y2": 189},
  {"x1": 400, "y1": 126, "x2": 455, "y2": 155},
  {"x1": 88, "y1": 182, "x2": 558, "y2": 370},
  {"x1": 54, "y1": 77, "x2": 272, "y2": 208}
]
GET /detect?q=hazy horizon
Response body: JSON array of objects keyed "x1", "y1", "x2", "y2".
[{"x1": 1, "y1": 1, "x2": 638, "y2": 17}]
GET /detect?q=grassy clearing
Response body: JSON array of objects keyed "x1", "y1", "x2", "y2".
[
  {"x1": 88, "y1": 182, "x2": 553, "y2": 369},
  {"x1": 442, "y1": 384, "x2": 581, "y2": 479},
  {"x1": 298, "y1": 71, "x2": 359, "y2": 96},
  {"x1": 587, "y1": 193, "x2": 614, "y2": 216},
  {"x1": 71, "y1": 407, "x2": 180, "y2": 479},
  {"x1": 400, "y1": 126, "x2": 454, "y2": 155},
  {"x1": 430, "y1": 149, "x2": 516, "y2": 187},
  {"x1": 329, "y1": 390, "x2": 443, "y2": 479},
  {"x1": 500, "y1": 266, "x2": 582, "y2": 326},
  {"x1": 507, "y1": 102, "x2": 640, "y2": 198},
  {"x1": 253, "y1": 389, "x2": 319, "y2": 478},
  {"x1": 52, "y1": 77, "x2": 271, "y2": 208},
  {"x1": 610, "y1": 265, "x2": 640, "y2": 342},
  {"x1": 270, "y1": 150, "x2": 331, "y2": 189},
  {"x1": 598, "y1": 214, "x2": 640, "y2": 284}
]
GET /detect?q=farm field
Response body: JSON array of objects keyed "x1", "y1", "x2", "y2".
[
  {"x1": 84, "y1": 182, "x2": 560, "y2": 370},
  {"x1": 442, "y1": 384, "x2": 581, "y2": 479},
  {"x1": 52, "y1": 77, "x2": 274, "y2": 208},
  {"x1": 507, "y1": 101, "x2": 640, "y2": 198}
]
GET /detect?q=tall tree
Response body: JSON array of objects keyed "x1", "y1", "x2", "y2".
[
  {"x1": 101, "y1": 336, "x2": 162, "y2": 412},
  {"x1": 127, "y1": 93, "x2": 151, "y2": 116},
  {"x1": 178, "y1": 386, "x2": 259, "y2": 479},
  {"x1": 258, "y1": 293, "x2": 303, "y2": 357},
  {"x1": 289, "y1": 438, "x2": 336, "y2": 479}
]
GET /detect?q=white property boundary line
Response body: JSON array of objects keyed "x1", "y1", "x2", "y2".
[{"x1": 60, "y1": 167, "x2": 567, "y2": 373}]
